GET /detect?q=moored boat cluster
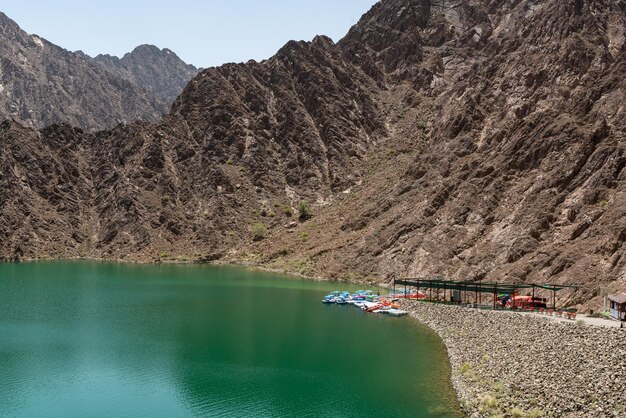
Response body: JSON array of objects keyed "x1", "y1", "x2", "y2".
[{"x1": 322, "y1": 290, "x2": 414, "y2": 317}]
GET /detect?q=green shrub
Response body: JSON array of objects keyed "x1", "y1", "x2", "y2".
[
  {"x1": 299, "y1": 232, "x2": 309, "y2": 242},
  {"x1": 298, "y1": 201, "x2": 311, "y2": 220},
  {"x1": 458, "y1": 362, "x2": 477, "y2": 382},
  {"x1": 492, "y1": 381, "x2": 505, "y2": 393},
  {"x1": 283, "y1": 206, "x2": 294, "y2": 217},
  {"x1": 526, "y1": 408, "x2": 544, "y2": 418},
  {"x1": 459, "y1": 362, "x2": 472, "y2": 376},
  {"x1": 589, "y1": 311, "x2": 609, "y2": 319},
  {"x1": 480, "y1": 395, "x2": 498, "y2": 410},
  {"x1": 511, "y1": 407, "x2": 524, "y2": 418},
  {"x1": 250, "y1": 223, "x2": 267, "y2": 242}
]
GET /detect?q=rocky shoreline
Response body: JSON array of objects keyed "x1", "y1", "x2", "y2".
[{"x1": 399, "y1": 301, "x2": 626, "y2": 418}]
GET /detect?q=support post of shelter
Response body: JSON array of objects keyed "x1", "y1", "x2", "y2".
[
  {"x1": 417, "y1": 280, "x2": 421, "y2": 301},
  {"x1": 494, "y1": 282, "x2": 498, "y2": 310}
]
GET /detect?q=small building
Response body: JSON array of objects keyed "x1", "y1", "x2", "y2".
[{"x1": 608, "y1": 294, "x2": 626, "y2": 321}]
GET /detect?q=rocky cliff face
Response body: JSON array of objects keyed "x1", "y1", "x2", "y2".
[
  {"x1": 254, "y1": 0, "x2": 626, "y2": 306},
  {"x1": 0, "y1": 32, "x2": 386, "y2": 260},
  {"x1": 0, "y1": 13, "x2": 197, "y2": 130},
  {"x1": 1, "y1": 0, "x2": 625, "y2": 308}
]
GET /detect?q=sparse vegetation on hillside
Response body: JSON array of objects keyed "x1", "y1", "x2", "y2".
[
  {"x1": 250, "y1": 223, "x2": 267, "y2": 242},
  {"x1": 298, "y1": 201, "x2": 311, "y2": 220}
]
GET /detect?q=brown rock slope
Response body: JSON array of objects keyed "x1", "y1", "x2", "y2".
[
  {"x1": 0, "y1": 33, "x2": 385, "y2": 261},
  {"x1": 253, "y1": 0, "x2": 626, "y2": 307},
  {"x1": 1, "y1": 0, "x2": 625, "y2": 308}
]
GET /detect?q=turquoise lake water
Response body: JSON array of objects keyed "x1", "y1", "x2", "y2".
[{"x1": 0, "y1": 262, "x2": 460, "y2": 417}]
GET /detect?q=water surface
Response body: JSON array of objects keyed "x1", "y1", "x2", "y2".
[{"x1": 0, "y1": 262, "x2": 460, "y2": 417}]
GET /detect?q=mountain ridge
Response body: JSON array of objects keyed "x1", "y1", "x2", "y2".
[
  {"x1": 0, "y1": 12, "x2": 198, "y2": 130},
  {"x1": 94, "y1": 44, "x2": 199, "y2": 108}
]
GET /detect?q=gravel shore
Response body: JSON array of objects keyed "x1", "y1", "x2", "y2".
[{"x1": 399, "y1": 301, "x2": 626, "y2": 418}]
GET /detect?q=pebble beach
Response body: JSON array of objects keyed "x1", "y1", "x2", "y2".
[{"x1": 400, "y1": 301, "x2": 626, "y2": 418}]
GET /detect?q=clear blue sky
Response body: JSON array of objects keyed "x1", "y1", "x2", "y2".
[{"x1": 1, "y1": 1, "x2": 378, "y2": 68}]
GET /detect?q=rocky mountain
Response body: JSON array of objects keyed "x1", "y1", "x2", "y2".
[
  {"x1": 0, "y1": 12, "x2": 197, "y2": 130},
  {"x1": 1, "y1": 0, "x2": 625, "y2": 308},
  {"x1": 94, "y1": 44, "x2": 199, "y2": 107}
]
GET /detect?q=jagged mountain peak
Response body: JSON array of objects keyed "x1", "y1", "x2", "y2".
[
  {"x1": 0, "y1": 11, "x2": 19, "y2": 29},
  {"x1": 352, "y1": 0, "x2": 431, "y2": 30},
  {"x1": 94, "y1": 43, "x2": 199, "y2": 106},
  {"x1": 0, "y1": 13, "x2": 197, "y2": 130},
  {"x1": 119, "y1": 44, "x2": 191, "y2": 66},
  {"x1": 130, "y1": 44, "x2": 164, "y2": 54},
  {"x1": 274, "y1": 35, "x2": 335, "y2": 59},
  {"x1": 337, "y1": 0, "x2": 431, "y2": 81}
]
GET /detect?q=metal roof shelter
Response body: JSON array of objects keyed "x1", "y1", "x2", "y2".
[{"x1": 393, "y1": 278, "x2": 580, "y2": 310}]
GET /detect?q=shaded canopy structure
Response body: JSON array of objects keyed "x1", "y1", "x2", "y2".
[{"x1": 393, "y1": 278, "x2": 580, "y2": 310}]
